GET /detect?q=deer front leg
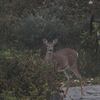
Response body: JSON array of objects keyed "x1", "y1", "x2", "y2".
[{"x1": 59, "y1": 70, "x2": 70, "y2": 100}]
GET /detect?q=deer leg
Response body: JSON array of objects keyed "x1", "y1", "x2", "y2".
[
  {"x1": 71, "y1": 68, "x2": 84, "y2": 96},
  {"x1": 63, "y1": 70, "x2": 70, "y2": 96},
  {"x1": 77, "y1": 75, "x2": 83, "y2": 96},
  {"x1": 80, "y1": 79, "x2": 84, "y2": 96}
]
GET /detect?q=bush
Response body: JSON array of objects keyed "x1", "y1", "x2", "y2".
[
  {"x1": 0, "y1": 49, "x2": 62, "y2": 100},
  {"x1": 0, "y1": 91, "x2": 17, "y2": 100}
]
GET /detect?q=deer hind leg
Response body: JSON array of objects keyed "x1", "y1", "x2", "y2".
[{"x1": 71, "y1": 67, "x2": 84, "y2": 96}]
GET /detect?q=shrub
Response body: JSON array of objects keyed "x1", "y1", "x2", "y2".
[{"x1": 0, "y1": 49, "x2": 62, "y2": 100}]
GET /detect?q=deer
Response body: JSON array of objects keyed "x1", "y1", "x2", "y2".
[{"x1": 43, "y1": 39, "x2": 83, "y2": 99}]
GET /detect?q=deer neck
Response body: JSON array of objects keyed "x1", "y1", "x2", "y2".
[{"x1": 45, "y1": 51, "x2": 53, "y2": 63}]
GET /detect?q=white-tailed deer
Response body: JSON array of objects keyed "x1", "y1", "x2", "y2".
[{"x1": 43, "y1": 39, "x2": 83, "y2": 98}]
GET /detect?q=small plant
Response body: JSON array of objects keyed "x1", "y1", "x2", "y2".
[{"x1": 0, "y1": 91, "x2": 17, "y2": 100}]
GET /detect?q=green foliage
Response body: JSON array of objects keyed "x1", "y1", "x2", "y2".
[
  {"x1": 0, "y1": 49, "x2": 62, "y2": 100},
  {"x1": 0, "y1": 91, "x2": 17, "y2": 100}
]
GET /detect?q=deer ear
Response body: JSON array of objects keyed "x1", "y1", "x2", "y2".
[
  {"x1": 53, "y1": 39, "x2": 58, "y2": 45},
  {"x1": 43, "y1": 39, "x2": 48, "y2": 45}
]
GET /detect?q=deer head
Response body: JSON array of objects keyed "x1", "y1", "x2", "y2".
[
  {"x1": 43, "y1": 39, "x2": 58, "y2": 52},
  {"x1": 43, "y1": 39, "x2": 58, "y2": 63}
]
